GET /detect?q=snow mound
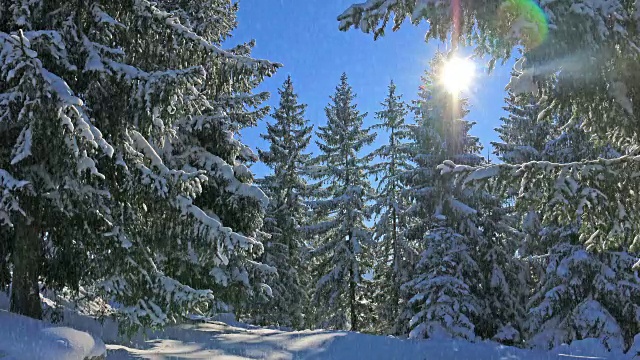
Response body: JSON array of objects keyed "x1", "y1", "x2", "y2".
[
  {"x1": 104, "y1": 317, "x2": 629, "y2": 360},
  {"x1": 0, "y1": 292, "x2": 633, "y2": 359},
  {"x1": 553, "y1": 338, "x2": 625, "y2": 359},
  {"x1": 0, "y1": 310, "x2": 105, "y2": 360}
]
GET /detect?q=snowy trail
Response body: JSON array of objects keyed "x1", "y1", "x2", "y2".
[
  {"x1": 102, "y1": 321, "x2": 616, "y2": 360},
  {"x1": 0, "y1": 294, "x2": 626, "y2": 360}
]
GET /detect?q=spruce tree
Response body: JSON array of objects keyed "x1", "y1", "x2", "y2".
[
  {"x1": 495, "y1": 85, "x2": 639, "y2": 350},
  {"x1": 493, "y1": 88, "x2": 553, "y2": 164},
  {"x1": 340, "y1": 0, "x2": 640, "y2": 257},
  {"x1": 478, "y1": 186, "x2": 528, "y2": 345},
  {"x1": 0, "y1": 1, "x2": 116, "y2": 319},
  {"x1": 401, "y1": 53, "x2": 485, "y2": 340},
  {"x1": 305, "y1": 73, "x2": 375, "y2": 331},
  {"x1": 400, "y1": 53, "x2": 528, "y2": 342},
  {"x1": 340, "y1": 0, "x2": 640, "y2": 351},
  {"x1": 0, "y1": 0, "x2": 278, "y2": 327},
  {"x1": 497, "y1": 76, "x2": 639, "y2": 349},
  {"x1": 253, "y1": 76, "x2": 313, "y2": 329},
  {"x1": 367, "y1": 81, "x2": 415, "y2": 335}
]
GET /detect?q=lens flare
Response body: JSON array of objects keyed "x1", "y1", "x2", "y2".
[{"x1": 499, "y1": 0, "x2": 549, "y2": 48}]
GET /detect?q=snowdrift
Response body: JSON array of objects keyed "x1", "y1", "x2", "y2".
[
  {"x1": 104, "y1": 321, "x2": 633, "y2": 360},
  {"x1": 0, "y1": 310, "x2": 105, "y2": 360},
  {"x1": 1, "y1": 291, "x2": 638, "y2": 359}
]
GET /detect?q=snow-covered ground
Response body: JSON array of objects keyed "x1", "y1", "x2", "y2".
[
  {"x1": 0, "y1": 310, "x2": 105, "y2": 360},
  {"x1": 0, "y1": 292, "x2": 637, "y2": 359},
  {"x1": 104, "y1": 321, "x2": 633, "y2": 360}
]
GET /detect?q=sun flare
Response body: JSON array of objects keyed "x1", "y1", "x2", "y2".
[{"x1": 440, "y1": 57, "x2": 476, "y2": 94}]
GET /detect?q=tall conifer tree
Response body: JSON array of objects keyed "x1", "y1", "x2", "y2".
[
  {"x1": 305, "y1": 73, "x2": 375, "y2": 331},
  {"x1": 401, "y1": 53, "x2": 526, "y2": 342},
  {"x1": 495, "y1": 83, "x2": 639, "y2": 350},
  {"x1": 0, "y1": 0, "x2": 278, "y2": 326},
  {"x1": 254, "y1": 76, "x2": 313, "y2": 329},
  {"x1": 401, "y1": 53, "x2": 485, "y2": 340},
  {"x1": 368, "y1": 81, "x2": 414, "y2": 335}
]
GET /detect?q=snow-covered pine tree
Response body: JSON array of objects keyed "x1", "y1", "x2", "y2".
[
  {"x1": 339, "y1": 0, "x2": 640, "y2": 351},
  {"x1": 525, "y1": 242, "x2": 640, "y2": 350},
  {"x1": 0, "y1": 2, "x2": 117, "y2": 319},
  {"x1": 493, "y1": 85, "x2": 553, "y2": 164},
  {"x1": 367, "y1": 81, "x2": 415, "y2": 335},
  {"x1": 0, "y1": 0, "x2": 278, "y2": 327},
  {"x1": 250, "y1": 76, "x2": 313, "y2": 329},
  {"x1": 496, "y1": 92, "x2": 616, "y2": 260},
  {"x1": 494, "y1": 84, "x2": 640, "y2": 350},
  {"x1": 305, "y1": 73, "x2": 376, "y2": 331},
  {"x1": 474, "y1": 179, "x2": 528, "y2": 345},
  {"x1": 443, "y1": 127, "x2": 640, "y2": 351},
  {"x1": 339, "y1": 0, "x2": 640, "y2": 253},
  {"x1": 491, "y1": 82, "x2": 557, "y2": 300},
  {"x1": 494, "y1": 75, "x2": 639, "y2": 349},
  {"x1": 400, "y1": 53, "x2": 527, "y2": 342},
  {"x1": 401, "y1": 52, "x2": 485, "y2": 341},
  {"x1": 163, "y1": 9, "x2": 278, "y2": 315}
]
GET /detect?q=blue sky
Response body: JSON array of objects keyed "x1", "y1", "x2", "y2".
[{"x1": 229, "y1": 1, "x2": 516, "y2": 177}]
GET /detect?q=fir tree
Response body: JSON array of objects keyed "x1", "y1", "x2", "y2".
[
  {"x1": 400, "y1": 53, "x2": 528, "y2": 342},
  {"x1": 401, "y1": 53, "x2": 485, "y2": 340},
  {"x1": 340, "y1": 0, "x2": 640, "y2": 351},
  {"x1": 0, "y1": 0, "x2": 279, "y2": 326},
  {"x1": 525, "y1": 242, "x2": 640, "y2": 350},
  {"x1": 253, "y1": 76, "x2": 313, "y2": 329},
  {"x1": 492, "y1": 80, "x2": 640, "y2": 349},
  {"x1": 0, "y1": 2, "x2": 117, "y2": 319},
  {"x1": 472, "y1": 180, "x2": 528, "y2": 345},
  {"x1": 340, "y1": 0, "x2": 640, "y2": 257},
  {"x1": 367, "y1": 81, "x2": 415, "y2": 335},
  {"x1": 305, "y1": 73, "x2": 375, "y2": 331},
  {"x1": 493, "y1": 88, "x2": 553, "y2": 164}
]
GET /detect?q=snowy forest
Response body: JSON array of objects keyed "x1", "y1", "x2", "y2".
[{"x1": 1, "y1": 0, "x2": 640, "y2": 359}]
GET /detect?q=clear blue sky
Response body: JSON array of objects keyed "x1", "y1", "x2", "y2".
[{"x1": 228, "y1": 1, "x2": 516, "y2": 177}]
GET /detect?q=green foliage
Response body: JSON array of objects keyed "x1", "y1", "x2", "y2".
[
  {"x1": 368, "y1": 81, "x2": 415, "y2": 335},
  {"x1": 0, "y1": 0, "x2": 278, "y2": 328},
  {"x1": 251, "y1": 76, "x2": 314, "y2": 329},
  {"x1": 305, "y1": 73, "x2": 376, "y2": 331}
]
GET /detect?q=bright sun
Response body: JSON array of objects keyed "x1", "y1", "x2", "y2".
[{"x1": 440, "y1": 57, "x2": 476, "y2": 94}]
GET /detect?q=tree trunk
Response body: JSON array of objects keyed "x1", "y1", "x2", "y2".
[
  {"x1": 349, "y1": 264, "x2": 357, "y2": 332},
  {"x1": 345, "y1": 139, "x2": 357, "y2": 332},
  {"x1": 10, "y1": 218, "x2": 42, "y2": 320},
  {"x1": 0, "y1": 229, "x2": 11, "y2": 289},
  {"x1": 391, "y1": 206, "x2": 399, "y2": 327},
  {"x1": 390, "y1": 129, "x2": 400, "y2": 324},
  {"x1": 0, "y1": 0, "x2": 11, "y2": 33}
]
